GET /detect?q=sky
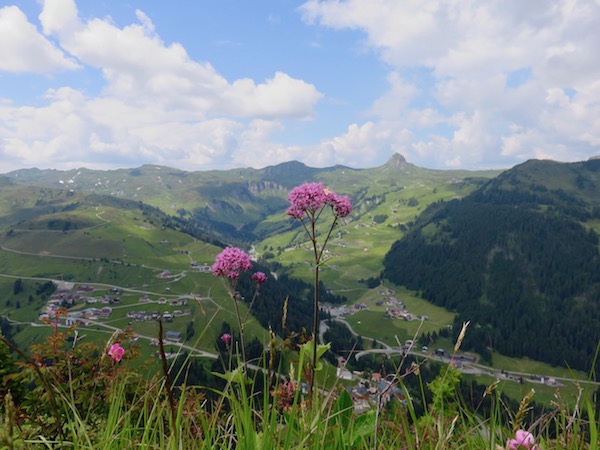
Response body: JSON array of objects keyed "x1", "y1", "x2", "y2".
[{"x1": 1, "y1": 0, "x2": 600, "y2": 173}]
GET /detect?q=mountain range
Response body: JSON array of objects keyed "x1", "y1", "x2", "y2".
[{"x1": 1, "y1": 154, "x2": 599, "y2": 376}]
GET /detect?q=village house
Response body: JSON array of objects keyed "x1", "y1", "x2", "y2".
[
  {"x1": 77, "y1": 285, "x2": 95, "y2": 293},
  {"x1": 345, "y1": 375, "x2": 404, "y2": 414},
  {"x1": 165, "y1": 331, "x2": 182, "y2": 341}
]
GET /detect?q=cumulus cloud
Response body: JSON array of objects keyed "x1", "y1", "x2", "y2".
[
  {"x1": 2, "y1": 0, "x2": 599, "y2": 172},
  {"x1": 0, "y1": 0, "x2": 322, "y2": 171},
  {"x1": 301, "y1": 0, "x2": 600, "y2": 168},
  {"x1": 38, "y1": 0, "x2": 321, "y2": 119},
  {"x1": 0, "y1": 5, "x2": 78, "y2": 72}
]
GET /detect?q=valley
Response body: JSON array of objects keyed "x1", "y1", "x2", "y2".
[{"x1": 1, "y1": 154, "x2": 599, "y2": 407}]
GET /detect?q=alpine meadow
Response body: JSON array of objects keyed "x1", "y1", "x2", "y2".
[{"x1": 1, "y1": 154, "x2": 600, "y2": 448}]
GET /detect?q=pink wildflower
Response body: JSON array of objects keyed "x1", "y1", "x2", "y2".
[
  {"x1": 508, "y1": 430, "x2": 536, "y2": 450},
  {"x1": 271, "y1": 377, "x2": 297, "y2": 412},
  {"x1": 286, "y1": 182, "x2": 352, "y2": 219},
  {"x1": 108, "y1": 343, "x2": 125, "y2": 362},
  {"x1": 286, "y1": 182, "x2": 329, "y2": 219},
  {"x1": 211, "y1": 247, "x2": 252, "y2": 279},
  {"x1": 252, "y1": 271, "x2": 268, "y2": 286},
  {"x1": 328, "y1": 192, "x2": 353, "y2": 218},
  {"x1": 221, "y1": 333, "x2": 232, "y2": 347}
]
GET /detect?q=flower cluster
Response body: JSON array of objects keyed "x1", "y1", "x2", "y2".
[
  {"x1": 251, "y1": 271, "x2": 268, "y2": 286},
  {"x1": 211, "y1": 247, "x2": 253, "y2": 279},
  {"x1": 330, "y1": 193, "x2": 352, "y2": 217},
  {"x1": 271, "y1": 377, "x2": 297, "y2": 412},
  {"x1": 508, "y1": 430, "x2": 536, "y2": 450},
  {"x1": 220, "y1": 333, "x2": 232, "y2": 347},
  {"x1": 286, "y1": 182, "x2": 352, "y2": 220},
  {"x1": 108, "y1": 343, "x2": 125, "y2": 362}
]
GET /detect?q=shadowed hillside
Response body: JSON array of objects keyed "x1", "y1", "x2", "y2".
[{"x1": 383, "y1": 158, "x2": 600, "y2": 375}]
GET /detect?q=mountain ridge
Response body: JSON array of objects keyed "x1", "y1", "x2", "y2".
[{"x1": 3, "y1": 154, "x2": 600, "y2": 375}]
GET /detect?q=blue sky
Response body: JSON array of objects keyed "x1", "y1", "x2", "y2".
[{"x1": 1, "y1": 0, "x2": 599, "y2": 173}]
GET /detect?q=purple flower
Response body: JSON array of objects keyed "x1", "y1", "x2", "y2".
[
  {"x1": 286, "y1": 182, "x2": 329, "y2": 219},
  {"x1": 108, "y1": 343, "x2": 125, "y2": 362},
  {"x1": 286, "y1": 182, "x2": 352, "y2": 219},
  {"x1": 211, "y1": 247, "x2": 252, "y2": 279},
  {"x1": 328, "y1": 193, "x2": 353, "y2": 218},
  {"x1": 221, "y1": 333, "x2": 232, "y2": 346},
  {"x1": 252, "y1": 271, "x2": 268, "y2": 286},
  {"x1": 508, "y1": 430, "x2": 536, "y2": 450}
]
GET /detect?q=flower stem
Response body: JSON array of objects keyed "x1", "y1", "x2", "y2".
[{"x1": 232, "y1": 291, "x2": 248, "y2": 372}]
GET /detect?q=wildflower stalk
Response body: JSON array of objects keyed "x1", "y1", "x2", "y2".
[
  {"x1": 286, "y1": 182, "x2": 352, "y2": 399},
  {"x1": 158, "y1": 319, "x2": 177, "y2": 426},
  {"x1": 211, "y1": 247, "x2": 266, "y2": 373},
  {"x1": 232, "y1": 291, "x2": 248, "y2": 372}
]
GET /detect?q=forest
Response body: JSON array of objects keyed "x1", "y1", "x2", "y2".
[{"x1": 383, "y1": 163, "x2": 600, "y2": 376}]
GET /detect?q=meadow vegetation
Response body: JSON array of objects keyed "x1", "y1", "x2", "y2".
[{"x1": 2, "y1": 162, "x2": 600, "y2": 447}]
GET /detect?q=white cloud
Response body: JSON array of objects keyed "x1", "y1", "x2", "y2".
[
  {"x1": 225, "y1": 72, "x2": 322, "y2": 119},
  {"x1": 0, "y1": 5, "x2": 78, "y2": 72},
  {"x1": 301, "y1": 0, "x2": 600, "y2": 168},
  {"x1": 315, "y1": 121, "x2": 412, "y2": 168},
  {"x1": 0, "y1": 1, "x2": 324, "y2": 171},
  {"x1": 370, "y1": 72, "x2": 418, "y2": 119},
  {"x1": 39, "y1": 0, "x2": 321, "y2": 119},
  {"x1": 2, "y1": 0, "x2": 599, "y2": 172}
]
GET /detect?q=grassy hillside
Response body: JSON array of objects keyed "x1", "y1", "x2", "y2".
[
  {"x1": 0, "y1": 193, "x2": 240, "y2": 352},
  {"x1": 5, "y1": 155, "x2": 501, "y2": 243},
  {"x1": 2, "y1": 156, "x2": 600, "y2": 410}
]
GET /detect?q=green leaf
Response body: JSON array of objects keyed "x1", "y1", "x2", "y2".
[
  {"x1": 332, "y1": 389, "x2": 353, "y2": 430},
  {"x1": 351, "y1": 411, "x2": 376, "y2": 446},
  {"x1": 211, "y1": 367, "x2": 248, "y2": 384},
  {"x1": 299, "y1": 341, "x2": 330, "y2": 363}
]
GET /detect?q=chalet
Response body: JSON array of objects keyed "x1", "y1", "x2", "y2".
[
  {"x1": 336, "y1": 367, "x2": 353, "y2": 380},
  {"x1": 165, "y1": 331, "x2": 182, "y2": 341},
  {"x1": 98, "y1": 307, "x2": 113, "y2": 318},
  {"x1": 77, "y1": 285, "x2": 95, "y2": 293}
]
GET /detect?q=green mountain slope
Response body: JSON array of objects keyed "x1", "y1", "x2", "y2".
[
  {"x1": 383, "y1": 158, "x2": 600, "y2": 374},
  {"x1": 5, "y1": 155, "x2": 501, "y2": 245},
  {"x1": 0, "y1": 188, "x2": 345, "y2": 354},
  {"x1": 0, "y1": 155, "x2": 504, "y2": 353}
]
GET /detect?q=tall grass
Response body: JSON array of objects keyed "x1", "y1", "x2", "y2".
[{"x1": 2, "y1": 322, "x2": 599, "y2": 449}]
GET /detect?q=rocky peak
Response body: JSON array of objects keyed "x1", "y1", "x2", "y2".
[{"x1": 381, "y1": 153, "x2": 409, "y2": 171}]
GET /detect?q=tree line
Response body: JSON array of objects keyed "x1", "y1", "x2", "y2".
[{"x1": 383, "y1": 181, "x2": 600, "y2": 376}]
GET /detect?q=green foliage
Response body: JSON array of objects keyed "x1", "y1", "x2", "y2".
[
  {"x1": 12, "y1": 279, "x2": 22, "y2": 295},
  {"x1": 428, "y1": 365, "x2": 462, "y2": 414},
  {"x1": 328, "y1": 389, "x2": 376, "y2": 448},
  {"x1": 0, "y1": 321, "x2": 599, "y2": 449},
  {"x1": 323, "y1": 320, "x2": 363, "y2": 363},
  {"x1": 384, "y1": 160, "x2": 600, "y2": 375},
  {"x1": 372, "y1": 214, "x2": 388, "y2": 224}
]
